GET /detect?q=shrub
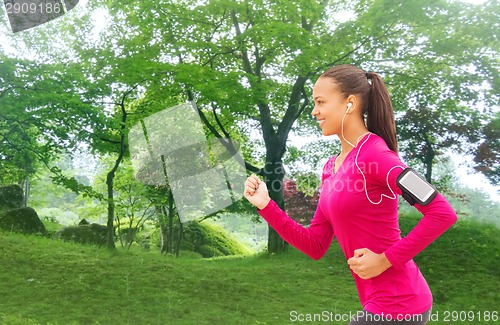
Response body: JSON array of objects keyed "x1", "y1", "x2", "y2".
[{"x1": 37, "y1": 207, "x2": 80, "y2": 226}]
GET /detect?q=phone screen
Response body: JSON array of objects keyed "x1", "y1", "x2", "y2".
[{"x1": 398, "y1": 170, "x2": 435, "y2": 202}]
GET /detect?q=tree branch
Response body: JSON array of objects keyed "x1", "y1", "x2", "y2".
[
  {"x1": 230, "y1": 10, "x2": 254, "y2": 75},
  {"x1": 205, "y1": 8, "x2": 229, "y2": 43},
  {"x1": 275, "y1": 76, "x2": 308, "y2": 159},
  {"x1": 212, "y1": 105, "x2": 231, "y2": 139}
]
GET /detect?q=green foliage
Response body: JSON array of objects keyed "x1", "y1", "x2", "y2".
[
  {"x1": 40, "y1": 216, "x2": 65, "y2": 235},
  {"x1": 115, "y1": 217, "x2": 157, "y2": 249},
  {"x1": 416, "y1": 157, "x2": 500, "y2": 225},
  {"x1": 0, "y1": 53, "x2": 109, "y2": 186},
  {"x1": 474, "y1": 112, "x2": 500, "y2": 185},
  {"x1": 37, "y1": 208, "x2": 80, "y2": 227},
  {"x1": 1, "y1": 0, "x2": 498, "y2": 255},
  {"x1": 0, "y1": 184, "x2": 24, "y2": 212},
  {"x1": 284, "y1": 139, "x2": 340, "y2": 194},
  {"x1": 210, "y1": 212, "x2": 269, "y2": 252}
]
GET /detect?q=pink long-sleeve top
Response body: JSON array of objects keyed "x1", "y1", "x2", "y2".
[{"x1": 258, "y1": 133, "x2": 457, "y2": 317}]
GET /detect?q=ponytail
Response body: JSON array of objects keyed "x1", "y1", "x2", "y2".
[
  {"x1": 320, "y1": 65, "x2": 398, "y2": 153},
  {"x1": 365, "y1": 72, "x2": 398, "y2": 153}
]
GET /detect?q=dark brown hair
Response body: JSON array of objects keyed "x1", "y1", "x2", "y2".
[{"x1": 320, "y1": 64, "x2": 398, "y2": 153}]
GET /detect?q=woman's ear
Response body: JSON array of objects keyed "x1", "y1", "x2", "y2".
[{"x1": 346, "y1": 95, "x2": 358, "y2": 113}]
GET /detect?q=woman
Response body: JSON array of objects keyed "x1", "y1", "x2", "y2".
[{"x1": 244, "y1": 64, "x2": 457, "y2": 324}]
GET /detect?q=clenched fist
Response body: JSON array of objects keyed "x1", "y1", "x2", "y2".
[{"x1": 244, "y1": 174, "x2": 271, "y2": 210}]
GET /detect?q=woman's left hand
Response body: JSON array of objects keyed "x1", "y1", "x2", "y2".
[{"x1": 347, "y1": 248, "x2": 392, "y2": 280}]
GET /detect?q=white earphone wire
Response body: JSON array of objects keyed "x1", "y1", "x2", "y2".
[
  {"x1": 354, "y1": 133, "x2": 404, "y2": 205},
  {"x1": 341, "y1": 106, "x2": 356, "y2": 148}
]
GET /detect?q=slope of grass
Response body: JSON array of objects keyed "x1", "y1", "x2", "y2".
[{"x1": 0, "y1": 213, "x2": 498, "y2": 325}]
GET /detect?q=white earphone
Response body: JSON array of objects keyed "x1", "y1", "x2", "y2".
[{"x1": 342, "y1": 102, "x2": 355, "y2": 148}]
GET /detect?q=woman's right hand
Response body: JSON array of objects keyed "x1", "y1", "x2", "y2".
[{"x1": 244, "y1": 174, "x2": 271, "y2": 210}]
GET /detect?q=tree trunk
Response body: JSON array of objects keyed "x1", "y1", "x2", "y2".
[
  {"x1": 264, "y1": 161, "x2": 288, "y2": 253},
  {"x1": 167, "y1": 190, "x2": 174, "y2": 253},
  {"x1": 23, "y1": 178, "x2": 29, "y2": 207},
  {"x1": 106, "y1": 171, "x2": 117, "y2": 249},
  {"x1": 104, "y1": 89, "x2": 131, "y2": 249},
  {"x1": 423, "y1": 132, "x2": 435, "y2": 183},
  {"x1": 175, "y1": 219, "x2": 183, "y2": 257},
  {"x1": 159, "y1": 219, "x2": 168, "y2": 254}
]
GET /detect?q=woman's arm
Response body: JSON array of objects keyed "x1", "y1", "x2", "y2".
[
  {"x1": 366, "y1": 137, "x2": 458, "y2": 268},
  {"x1": 348, "y1": 136, "x2": 457, "y2": 277},
  {"x1": 244, "y1": 175, "x2": 334, "y2": 260},
  {"x1": 383, "y1": 193, "x2": 457, "y2": 268},
  {"x1": 258, "y1": 199, "x2": 334, "y2": 260}
]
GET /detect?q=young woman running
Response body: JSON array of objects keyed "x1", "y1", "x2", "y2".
[{"x1": 244, "y1": 64, "x2": 457, "y2": 324}]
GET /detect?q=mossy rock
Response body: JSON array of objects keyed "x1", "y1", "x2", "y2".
[
  {"x1": 183, "y1": 221, "x2": 253, "y2": 258},
  {"x1": 0, "y1": 184, "x2": 23, "y2": 212},
  {"x1": 0, "y1": 207, "x2": 46, "y2": 235},
  {"x1": 198, "y1": 244, "x2": 224, "y2": 258},
  {"x1": 179, "y1": 240, "x2": 195, "y2": 251},
  {"x1": 56, "y1": 223, "x2": 108, "y2": 246}
]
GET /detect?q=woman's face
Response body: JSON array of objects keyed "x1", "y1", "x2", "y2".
[{"x1": 312, "y1": 77, "x2": 349, "y2": 136}]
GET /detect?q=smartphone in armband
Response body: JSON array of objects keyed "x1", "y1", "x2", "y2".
[{"x1": 396, "y1": 168, "x2": 438, "y2": 206}]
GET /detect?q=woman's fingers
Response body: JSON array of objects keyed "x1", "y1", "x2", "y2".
[{"x1": 244, "y1": 174, "x2": 262, "y2": 196}]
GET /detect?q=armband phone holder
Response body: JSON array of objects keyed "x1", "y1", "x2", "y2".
[{"x1": 396, "y1": 168, "x2": 437, "y2": 206}]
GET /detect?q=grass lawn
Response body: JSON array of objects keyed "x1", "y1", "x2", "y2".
[{"x1": 0, "y1": 213, "x2": 498, "y2": 324}]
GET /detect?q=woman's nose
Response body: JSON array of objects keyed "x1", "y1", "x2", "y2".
[{"x1": 311, "y1": 106, "x2": 318, "y2": 117}]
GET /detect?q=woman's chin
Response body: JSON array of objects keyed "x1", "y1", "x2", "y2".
[{"x1": 321, "y1": 129, "x2": 334, "y2": 136}]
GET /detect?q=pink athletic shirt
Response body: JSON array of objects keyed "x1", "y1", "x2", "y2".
[{"x1": 258, "y1": 133, "x2": 457, "y2": 318}]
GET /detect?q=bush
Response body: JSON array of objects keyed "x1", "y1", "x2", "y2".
[{"x1": 37, "y1": 207, "x2": 80, "y2": 226}]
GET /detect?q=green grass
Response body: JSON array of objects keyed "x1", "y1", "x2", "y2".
[{"x1": 0, "y1": 214, "x2": 498, "y2": 325}]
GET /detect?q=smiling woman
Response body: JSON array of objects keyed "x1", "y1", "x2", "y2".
[{"x1": 244, "y1": 64, "x2": 458, "y2": 325}]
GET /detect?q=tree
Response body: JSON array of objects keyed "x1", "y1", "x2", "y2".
[
  {"x1": 0, "y1": 54, "x2": 106, "y2": 194},
  {"x1": 3, "y1": 0, "x2": 498, "y2": 253},
  {"x1": 474, "y1": 112, "x2": 500, "y2": 186},
  {"x1": 398, "y1": 104, "x2": 482, "y2": 183},
  {"x1": 283, "y1": 178, "x2": 319, "y2": 226},
  {"x1": 93, "y1": 0, "x2": 497, "y2": 252}
]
